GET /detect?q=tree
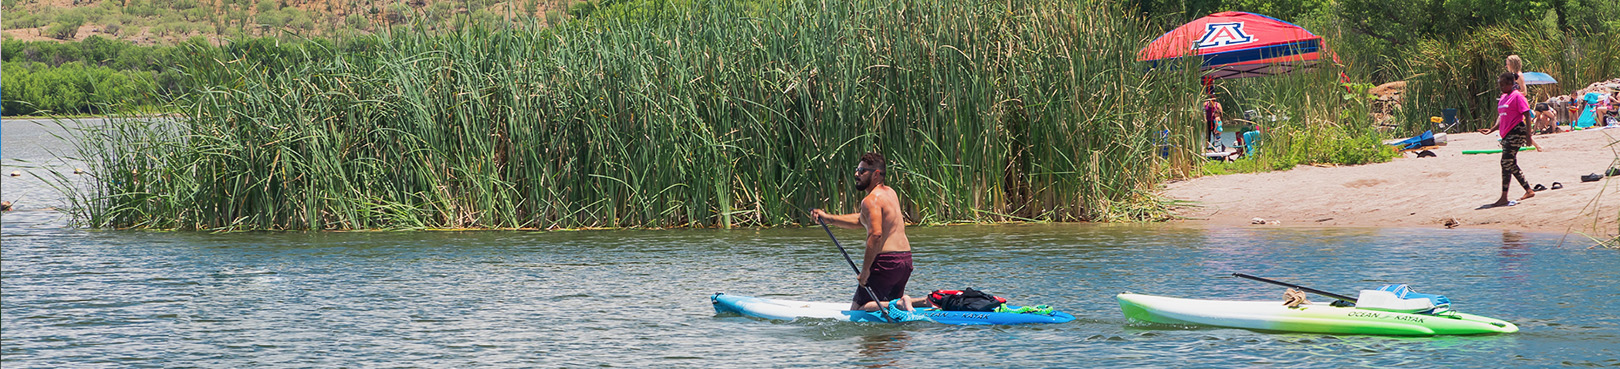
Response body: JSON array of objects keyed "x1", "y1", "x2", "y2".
[
  {"x1": 79, "y1": 35, "x2": 124, "y2": 67},
  {"x1": 1223, "y1": 0, "x2": 1329, "y2": 23},
  {"x1": 1338, "y1": 0, "x2": 1550, "y2": 45},
  {"x1": 1552, "y1": 0, "x2": 1569, "y2": 31},
  {"x1": 1567, "y1": 0, "x2": 1620, "y2": 33}
]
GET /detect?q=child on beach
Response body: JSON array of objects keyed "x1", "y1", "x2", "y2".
[
  {"x1": 1478, "y1": 71, "x2": 1535, "y2": 207},
  {"x1": 1569, "y1": 92, "x2": 1582, "y2": 125}
]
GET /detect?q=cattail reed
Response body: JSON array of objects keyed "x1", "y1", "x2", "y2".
[{"x1": 60, "y1": 0, "x2": 1415, "y2": 230}]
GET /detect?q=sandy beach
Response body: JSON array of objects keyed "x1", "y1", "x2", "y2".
[{"x1": 1166, "y1": 127, "x2": 1620, "y2": 236}]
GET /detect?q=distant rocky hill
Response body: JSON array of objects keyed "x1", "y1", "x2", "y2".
[{"x1": 2, "y1": 0, "x2": 574, "y2": 45}]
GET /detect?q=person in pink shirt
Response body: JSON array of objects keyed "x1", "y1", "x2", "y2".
[{"x1": 1478, "y1": 72, "x2": 1535, "y2": 207}]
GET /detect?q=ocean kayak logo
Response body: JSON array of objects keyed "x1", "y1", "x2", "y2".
[{"x1": 1195, "y1": 22, "x2": 1255, "y2": 49}]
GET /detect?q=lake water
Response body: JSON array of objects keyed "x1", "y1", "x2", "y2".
[{"x1": 5, "y1": 119, "x2": 1618, "y2": 367}]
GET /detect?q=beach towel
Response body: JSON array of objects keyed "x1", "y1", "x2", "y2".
[
  {"x1": 1576, "y1": 92, "x2": 1605, "y2": 129},
  {"x1": 1576, "y1": 106, "x2": 1598, "y2": 129},
  {"x1": 1386, "y1": 130, "x2": 1435, "y2": 150}
]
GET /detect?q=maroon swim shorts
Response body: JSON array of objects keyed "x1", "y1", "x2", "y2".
[{"x1": 853, "y1": 251, "x2": 913, "y2": 307}]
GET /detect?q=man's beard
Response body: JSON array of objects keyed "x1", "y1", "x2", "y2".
[{"x1": 855, "y1": 177, "x2": 872, "y2": 191}]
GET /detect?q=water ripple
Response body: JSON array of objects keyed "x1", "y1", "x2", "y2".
[{"x1": 3, "y1": 224, "x2": 1616, "y2": 367}]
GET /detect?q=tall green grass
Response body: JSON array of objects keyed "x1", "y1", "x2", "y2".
[
  {"x1": 61, "y1": 0, "x2": 1396, "y2": 230},
  {"x1": 1199, "y1": 65, "x2": 1400, "y2": 176}
]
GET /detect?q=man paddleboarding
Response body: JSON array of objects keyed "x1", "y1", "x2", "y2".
[{"x1": 811, "y1": 152, "x2": 925, "y2": 312}]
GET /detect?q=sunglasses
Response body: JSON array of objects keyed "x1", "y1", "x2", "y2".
[{"x1": 855, "y1": 167, "x2": 876, "y2": 174}]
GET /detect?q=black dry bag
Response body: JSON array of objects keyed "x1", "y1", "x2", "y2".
[{"x1": 928, "y1": 288, "x2": 1007, "y2": 312}]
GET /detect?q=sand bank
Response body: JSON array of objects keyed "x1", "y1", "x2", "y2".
[{"x1": 1166, "y1": 127, "x2": 1620, "y2": 237}]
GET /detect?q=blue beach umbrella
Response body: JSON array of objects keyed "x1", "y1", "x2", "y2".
[{"x1": 1522, "y1": 72, "x2": 1557, "y2": 86}]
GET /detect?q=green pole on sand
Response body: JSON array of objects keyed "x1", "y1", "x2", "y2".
[{"x1": 1461, "y1": 147, "x2": 1536, "y2": 155}]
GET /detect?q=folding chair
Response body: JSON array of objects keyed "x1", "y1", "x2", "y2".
[{"x1": 1437, "y1": 108, "x2": 1462, "y2": 133}]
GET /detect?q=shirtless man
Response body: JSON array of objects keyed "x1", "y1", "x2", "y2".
[{"x1": 811, "y1": 152, "x2": 924, "y2": 312}]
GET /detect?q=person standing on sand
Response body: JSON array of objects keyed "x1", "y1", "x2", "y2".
[
  {"x1": 1201, "y1": 76, "x2": 1224, "y2": 150},
  {"x1": 1504, "y1": 55, "x2": 1541, "y2": 150},
  {"x1": 811, "y1": 152, "x2": 924, "y2": 312},
  {"x1": 1505, "y1": 55, "x2": 1527, "y2": 92},
  {"x1": 1479, "y1": 71, "x2": 1535, "y2": 207}
]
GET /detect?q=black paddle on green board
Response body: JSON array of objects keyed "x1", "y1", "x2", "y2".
[
  {"x1": 817, "y1": 217, "x2": 897, "y2": 322},
  {"x1": 1233, "y1": 273, "x2": 1358, "y2": 305}
]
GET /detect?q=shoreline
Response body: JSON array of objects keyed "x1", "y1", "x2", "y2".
[
  {"x1": 1164, "y1": 127, "x2": 1620, "y2": 237},
  {"x1": 10, "y1": 118, "x2": 1617, "y2": 235},
  {"x1": 2, "y1": 207, "x2": 1605, "y2": 236}
]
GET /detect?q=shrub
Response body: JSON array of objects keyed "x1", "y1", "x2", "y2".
[
  {"x1": 289, "y1": 12, "x2": 315, "y2": 31},
  {"x1": 103, "y1": 19, "x2": 124, "y2": 36},
  {"x1": 385, "y1": 3, "x2": 412, "y2": 24},
  {"x1": 544, "y1": 9, "x2": 563, "y2": 26},
  {"x1": 48, "y1": 14, "x2": 86, "y2": 40},
  {"x1": 125, "y1": 0, "x2": 159, "y2": 17},
  {"x1": 427, "y1": 2, "x2": 456, "y2": 22},
  {"x1": 0, "y1": 61, "x2": 159, "y2": 116},
  {"x1": 157, "y1": 22, "x2": 193, "y2": 37},
  {"x1": 345, "y1": 13, "x2": 369, "y2": 30},
  {"x1": 4, "y1": 13, "x2": 29, "y2": 29},
  {"x1": 182, "y1": 8, "x2": 210, "y2": 22},
  {"x1": 257, "y1": 10, "x2": 289, "y2": 28},
  {"x1": 80, "y1": 4, "x2": 110, "y2": 24},
  {"x1": 567, "y1": 0, "x2": 599, "y2": 19}
]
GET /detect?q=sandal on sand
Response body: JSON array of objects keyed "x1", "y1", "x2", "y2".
[
  {"x1": 1551, "y1": 182, "x2": 1563, "y2": 190},
  {"x1": 1533, "y1": 184, "x2": 1547, "y2": 191}
]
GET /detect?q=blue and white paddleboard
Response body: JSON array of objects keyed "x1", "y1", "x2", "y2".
[{"x1": 711, "y1": 293, "x2": 1074, "y2": 325}]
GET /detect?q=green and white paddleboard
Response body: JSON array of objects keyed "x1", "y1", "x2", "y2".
[{"x1": 1116, "y1": 293, "x2": 1518, "y2": 336}]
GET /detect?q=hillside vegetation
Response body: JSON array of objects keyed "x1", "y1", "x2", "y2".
[
  {"x1": 5, "y1": 0, "x2": 1616, "y2": 118},
  {"x1": 2, "y1": 0, "x2": 575, "y2": 44}
]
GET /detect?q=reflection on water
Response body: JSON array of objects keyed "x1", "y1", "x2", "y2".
[
  {"x1": 1497, "y1": 231, "x2": 1532, "y2": 283},
  {"x1": 857, "y1": 331, "x2": 910, "y2": 368}
]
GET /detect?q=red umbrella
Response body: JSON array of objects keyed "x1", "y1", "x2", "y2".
[{"x1": 1138, "y1": 11, "x2": 1341, "y2": 80}]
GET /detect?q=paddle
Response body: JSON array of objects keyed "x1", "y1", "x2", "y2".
[
  {"x1": 816, "y1": 217, "x2": 897, "y2": 322},
  {"x1": 1232, "y1": 273, "x2": 1358, "y2": 304}
]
